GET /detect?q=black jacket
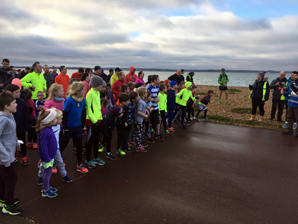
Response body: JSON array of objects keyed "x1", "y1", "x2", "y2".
[
  {"x1": 270, "y1": 77, "x2": 288, "y2": 99},
  {"x1": 249, "y1": 77, "x2": 270, "y2": 101},
  {"x1": 168, "y1": 73, "x2": 184, "y2": 85},
  {"x1": 0, "y1": 67, "x2": 13, "y2": 84},
  {"x1": 13, "y1": 98, "x2": 31, "y2": 133}
]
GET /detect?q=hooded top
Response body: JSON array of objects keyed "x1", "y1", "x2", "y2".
[
  {"x1": 0, "y1": 112, "x2": 19, "y2": 167},
  {"x1": 176, "y1": 83, "x2": 196, "y2": 106},
  {"x1": 284, "y1": 79, "x2": 298, "y2": 108},
  {"x1": 125, "y1": 67, "x2": 137, "y2": 83},
  {"x1": 21, "y1": 71, "x2": 47, "y2": 100},
  {"x1": 55, "y1": 73, "x2": 70, "y2": 98}
]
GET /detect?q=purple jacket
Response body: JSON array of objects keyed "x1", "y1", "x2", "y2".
[{"x1": 38, "y1": 126, "x2": 57, "y2": 162}]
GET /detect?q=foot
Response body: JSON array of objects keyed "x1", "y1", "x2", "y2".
[
  {"x1": 62, "y1": 175, "x2": 73, "y2": 183},
  {"x1": 129, "y1": 142, "x2": 137, "y2": 148},
  {"x1": 42, "y1": 189, "x2": 58, "y2": 198},
  {"x1": 156, "y1": 134, "x2": 164, "y2": 141},
  {"x1": 278, "y1": 119, "x2": 284, "y2": 122},
  {"x1": 165, "y1": 130, "x2": 170, "y2": 135},
  {"x1": 203, "y1": 117, "x2": 209, "y2": 121},
  {"x1": 21, "y1": 157, "x2": 29, "y2": 166},
  {"x1": 106, "y1": 153, "x2": 116, "y2": 160},
  {"x1": 225, "y1": 101, "x2": 230, "y2": 105},
  {"x1": 33, "y1": 143, "x2": 38, "y2": 149},
  {"x1": 26, "y1": 143, "x2": 33, "y2": 149},
  {"x1": 136, "y1": 146, "x2": 147, "y2": 153},
  {"x1": 180, "y1": 124, "x2": 187, "y2": 129},
  {"x1": 76, "y1": 164, "x2": 89, "y2": 174},
  {"x1": 98, "y1": 145, "x2": 104, "y2": 153},
  {"x1": 52, "y1": 165, "x2": 58, "y2": 174},
  {"x1": 282, "y1": 131, "x2": 293, "y2": 135},
  {"x1": 37, "y1": 177, "x2": 43, "y2": 186},
  {"x1": 141, "y1": 143, "x2": 148, "y2": 148},
  {"x1": 2, "y1": 204, "x2": 23, "y2": 215},
  {"x1": 282, "y1": 122, "x2": 288, "y2": 129},
  {"x1": 117, "y1": 148, "x2": 126, "y2": 156},
  {"x1": 85, "y1": 160, "x2": 97, "y2": 169},
  {"x1": 147, "y1": 138, "x2": 155, "y2": 143},
  {"x1": 218, "y1": 101, "x2": 221, "y2": 104},
  {"x1": 293, "y1": 123, "x2": 297, "y2": 130},
  {"x1": 93, "y1": 157, "x2": 105, "y2": 166},
  {"x1": 125, "y1": 147, "x2": 134, "y2": 152},
  {"x1": 41, "y1": 186, "x2": 58, "y2": 193}
]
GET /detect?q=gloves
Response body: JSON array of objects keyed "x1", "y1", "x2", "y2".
[
  {"x1": 63, "y1": 129, "x2": 70, "y2": 137},
  {"x1": 195, "y1": 96, "x2": 199, "y2": 99},
  {"x1": 249, "y1": 84, "x2": 253, "y2": 90}
]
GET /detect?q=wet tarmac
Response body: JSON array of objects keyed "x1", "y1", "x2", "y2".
[{"x1": 1, "y1": 122, "x2": 298, "y2": 224}]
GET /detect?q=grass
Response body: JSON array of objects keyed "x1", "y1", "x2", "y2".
[
  {"x1": 231, "y1": 107, "x2": 260, "y2": 114},
  {"x1": 228, "y1": 88, "x2": 242, "y2": 94}
]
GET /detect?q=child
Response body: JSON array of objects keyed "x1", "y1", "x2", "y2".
[
  {"x1": 130, "y1": 87, "x2": 149, "y2": 152},
  {"x1": 38, "y1": 108, "x2": 72, "y2": 185},
  {"x1": 176, "y1": 82, "x2": 197, "y2": 129},
  {"x1": 81, "y1": 72, "x2": 91, "y2": 98},
  {"x1": 0, "y1": 91, "x2": 23, "y2": 215},
  {"x1": 37, "y1": 109, "x2": 58, "y2": 198},
  {"x1": 35, "y1": 91, "x2": 45, "y2": 117},
  {"x1": 143, "y1": 91, "x2": 154, "y2": 143},
  {"x1": 60, "y1": 81, "x2": 88, "y2": 174},
  {"x1": 24, "y1": 88, "x2": 38, "y2": 149},
  {"x1": 101, "y1": 98, "x2": 109, "y2": 117},
  {"x1": 158, "y1": 83, "x2": 169, "y2": 135},
  {"x1": 44, "y1": 83, "x2": 65, "y2": 111},
  {"x1": 127, "y1": 82, "x2": 135, "y2": 92},
  {"x1": 166, "y1": 81, "x2": 177, "y2": 131},
  {"x1": 85, "y1": 76, "x2": 106, "y2": 169},
  {"x1": 122, "y1": 91, "x2": 138, "y2": 152},
  {"x1": 187, "y1": 86, "x2": 198, "y2": 121},
  {"x1": 5, "y1": 84, "x2": 31, "y2": 166},
  {"x1": 100, "y1": 94, "x2": 130, "y2": 160},
  {"x1": 106, "y1": 84, "x2": 114, "y2": 105},
  {"x1": 147, "y1": 75, "x2": 164, "y2": 140},
  {"x1": 196, "y1": 90, "x2": 214, "y2": 120}
]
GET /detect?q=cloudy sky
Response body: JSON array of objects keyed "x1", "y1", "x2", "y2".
[{"x1": 0, "y1": 0, "x2": 297, "y2": 70}]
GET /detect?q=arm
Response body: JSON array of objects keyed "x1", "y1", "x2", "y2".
[
  {"x1": 44, "y1": 100, "x2": 52, "y2": 110},
  {"x1": 21, "y1": 73, "x2": 33, "y2": 88},
  {"x1": 62, "y1": 111, "x2": 69, "y2": 130},
  {"x1": 0, "y1": 120, "x2": 11, "y2": 167},
  {"x1": 265, "y1": 82, "x2": 270, "y2": 100},
  {"x1": 39, "y1": 133, "x2": 52, "y2": 162},
  {"x1": 85, "y1": 93, "x2": 97, "y2": 124},
  {"x1": 226, "y1": 74, "x2": 229, "y2": 83},
  {"x1": 137, "y1": 110, "x2": 148, "y2": 119},
  {"x1": 126, "y1": 105, "x2": 133, "y2": 124},
  {"x1": 218, "y1": 75, "x2": 223, "y2": 85},
  {"x1": 112, "y1": 83, "x2": 122, "y2": 98},
  {"x1": 270, "y1": 79, "x2": 278, "y2": 89}
]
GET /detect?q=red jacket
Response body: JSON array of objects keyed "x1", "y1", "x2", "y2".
[
  {"x1": 71, "y1": 72, "x2": 81, "y2": 79},
  {"x1": 112, "y1": 79, "x2": 125, "y2": 101},
  {"x1": 55, "y1": 73, "x2": 69, "y2": 98},
  {"x1": 125, "y1": 66, "x2": 137, "y2": 83}
]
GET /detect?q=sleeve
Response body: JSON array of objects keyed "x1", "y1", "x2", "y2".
[
  {"x1": 126, "y1": 105, "x2": 133, "y2": 124},
  {"x1": 270, "y1": 79, "x2": 277, "y2": 89},
  {"x1": 112, "y1": 82, "x2": 122, "y2": 98},
  {"x1": 63, "y1": 98, "x2": 71, "y2": 112},
  {"x1": 0, "y1": 120, "x2": 11, "y2": 167},
  {"x1": 55, "y1": 76, "x2": 59, "y2": 84},
  {"x1": 62, "y1": 111, "x2": 69, "y2": 129},
  {"x1": 265, "y1": 82, "x2": 270, "y2": 100},
  {"x1": 21, "y1": 74, "x2": 33, "y2": 88},
  {"x1": 218, "y1": 75, "x2": 222, "y2": 85},
  {"x1": 168, "y1": 75, "x2": 175, "y2": 81},
  {"x1": 43, "y1": 77, "x2": 47, "y2": 90},
  {"x1": 165, "y1": 95, "x2": 167, "y2": 113},
  {"x1": 189, "y1": 91, "x2": 196, "y2": 101},
  {"x1": 40, "y1": 133, "x2": 51, "y2": 162},
  {"x1": 44, "y1": 100, "x2": 51, "y2": 110},
  {"x1": 85, "y1": 93, "x2": 97, "y2": 124},
  {"x1": 226, "y1": 74, "x2": 229, "y2": 83}
]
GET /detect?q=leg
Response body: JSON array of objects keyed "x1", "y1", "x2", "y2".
[
  {"x1": 258, "y1": 100, "x2": 265, "y2": 116},
  {"x1": 73, "y1": 137, "x2": 83, "y2": 165},
  {"x1": 270, "y1": 98, "x2": 278, "y2": 119},
  {"x1": 117, "y1": 123, "x2": 123, "y2": 150},
  {"x1": 219, "y1": 90, "x2": 222, "y2": 101},
  {"x1": 135, "y1": 122, "x2": 143, "y2": 147},
  {"x1": 0, "y1": 164, "x2": 18, "y2": 205},
  {"x1": 204, "y1": 110, "x2": 208, "y2": 118},
  {"x1": 287, "y1": 106, "x2": 294, "y2": 132},
  {"x1": 167, "y1": 111, "x2": 174, "y2": 128},
  {"x1": 17, "y1": 132, "x2": 26, "y2": 157},
  {"x1": 160, "y1": 110, "x2": 167, "y2": 133},
  {"x1": 54, "y1": 150, "x2": 67, "y2": 177},
  {"x1": 85, "y1": 125, "x2": 93, "y2": 162},
  {"x1": 225, "y1": 90, "x2": 229, "y2": 101},
  {"x1": 180, "y1": 105, "x2": 186, "y2": 125},
  {"x1": 251, "y1": 100, "x2": 258, "y2": 115},
  {"x1": 277, "y1": 99, "x2": 285, "y2": 121},
  {"x1": 43, "y1": 167, "x2": 53, "y2": 191},
  {"x1": 285, "y1": 102, "x2": 288, "y2": 121}
]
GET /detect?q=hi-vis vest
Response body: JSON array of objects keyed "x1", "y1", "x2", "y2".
[{"x1": 249, "y1": 81, "x2": 268, "y2": 101}]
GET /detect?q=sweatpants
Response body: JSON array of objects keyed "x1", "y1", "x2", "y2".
[
  {"x1": 85, "y1": 124, "x2": 101, "y2": 162},
  {"x1": 17, "y1": 132, "x2": 27, "y2": 157},
  {"x1": 0, "y1": 164, "x2": 18, "y2": 205},
  {"x1": 131, "y1": 120, "x2": 143, "y2": 147}
]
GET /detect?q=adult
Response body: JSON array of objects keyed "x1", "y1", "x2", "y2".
[
  {"x1": 0, "y1": 58, "x2": 13, "y2": 87},
  {"x1": 50, "y1": 67, "x2": 58, "y2": 79},
  {"x1": 43, "y1": 64, "x2": 55, "y2": 94},
  {"x1": 181, "y1": 69, "x2": 185, "y2": 75},
  {"x1": 71, "y1": 67, "x2": 84, "y2": 79},
  {"x1": 186, "y1": 71, "x2": 195, "y2": 84},
  {"x1": 93, "y1": 66, "x2": 108, "y2": 83},
  {"x1": 112, "y1": 71, "x2": 125, "y2": 101},
  {"x1": 21, "y1": 62, "x2": 47, "y2": 100},
  {"x1": 85, "y1": 68, "x2": 92, "y2": 75},
  {"x1": 124, "y1": 66, "x2": 137, "y2": 83},
  {"x1": 283, "y1": 71, "x2": 297, "y2": 129},
  {"x1": 136, "y1": 71, "x2": 145, "y2": 86},
  {"x1": 18, "y1": 67, "x2": 31, "y2": 80},
  {"x1": 168, "y1": 69, "x2": 184, "y2": 85},
  {"x1": 107, "y1": 68, "x2": 113, "y2": 84},
  {"x1": 55, "y1": 65, "x2": 70, "y2": 98},
  {"x1": 218, "y1": 68, "x2": 229, "y2": 105},
  {"x1": 110, "y1": 67, "x2": 122, "y2": 87},
  {"x1": 248, "y1": 72, "x2": 270, "y2": 121},
  {"x1": 269, "y1": 71, "x2": 287, "y2": 122}
]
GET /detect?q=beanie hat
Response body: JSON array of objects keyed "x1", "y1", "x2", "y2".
[
  {"x1": 5, "y1": 84, "x2": 20, "y2": 93},
  {"x1": 164, "y1": 79, "x2": 169, "y2": 85},
  {"x1": 11, "y1": 78, "x2": 22, "y2": 89},
  {"x1": 90, "y1": 75, "x2": 107, "y2": 88},
  {"x1": 185, "y1": 81, "x2": 192, "y2": 88},
  {"x1": 259, "y1": 72, "x2": 265, "y2": 79},
  {"x1": 111, "y1": 106, "x2": 123, "y2": 116},
  {"x1": 170, "y1": 81, "x2": 177, "y2": 87},
  {"x1": 94, "y1": 65, "x2": 101, "y2": 71}
]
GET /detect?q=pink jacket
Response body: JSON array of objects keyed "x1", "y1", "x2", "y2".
[
  {"x1": 83, "y1": 80, "x2": 90, "y2": 98},
  {"x1": 135, "y1": 77, "x2": 145, "y2": 85},
  {"x1": 44, "y1": 99, "x2": 65, "y2": 111}
]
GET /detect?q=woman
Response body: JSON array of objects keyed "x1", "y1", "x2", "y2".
[
  {"x1": 135, "y1": 71, "x2": 145, "y2": 86},
  {"x1": 249, "y1": 72, "x2": 270, "y2": 121},
  {"x1": 81, "y1": 73, "x2": 91, "y2": 98}
]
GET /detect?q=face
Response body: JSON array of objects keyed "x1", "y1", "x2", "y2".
[
  {"x1": 209, "y1": 93, "x2": 214, "y2": 97},
  {"x1": 163, "y1": 88, "x2": 167, "y2": 93},
  {"x1": 93, "y1": 85, "x2": 102, "y2": 92},
  {"x1": 86, "y1": 74, "x2": 91, "y2": 82},
  {"x1": 192, "y1": 88, "x2": 197, "y2": 93},
  {"x1": 109, "y1": 70, "x2": 113, "y2": 75},
  {"x1": 6, "y1": 100, "x2": 17, "y2": 113},
  {"x1": 77, "y1": 88, "x2": 85, "y2": 97},
  {"x1": 172, "y1": 84, "x2": 178, "y2": 89},
  {"x1": 35, "y1": 63, "x2": 43, "y2": 74},
  {"x1": 55, "y1": 88, "x2": 64, "y2": 98},
  {"x1": 131, "y1": 69, "x2": 135, "y2": 75},
  {"x1": 107, "y1": 86, "x2": 111, "y2": 91},
  {"x1": 294, "y1": 74, "x2": 298, "y2": 81},
  {"x1": 43, "y1": 65, "x2": 50, "y2": 73},
  {"x1": 126, "y1": 87, "x2": 130, "y2": 93},
  {"x1": 279, "y1": 72, "x2": 286, "y2": 80},
  {"x1": 154, "y1": 78, "x2": 160, "y2": 85},
  {"x1": 52, "y1": 69, "x2": 57, "y2": 74},
  {"x1": 57, "y1": 117, "x2": 63, "y2": 125},
  {"x1": 79, "y1": 71, "x2": 84, "y2": 77},
  {"x1": 2, "y1": 61, "x2": 9, "y2": 69},
  {"x1": 123, "y1": 99, "x2": 130, "y2": 107},
  {"x1": 61, "y1": 67, "x2": 67, "y2": 75},
  {"x1": 37, "y1": 93, "x2": 44, "y2": 101},
  {"x1": 181, "y1": 84, "x2": 185, "y2": 88},
  {"x1": 96, "y1": 69, "x2": 102, "y2": 75},
  {"x1": 143, "y1": 91, "x2": 148, "y2": 98},
  {"x1": 181, "y1": 71, "x2": 184, "y2": 74},
  {"x1": 49, "y1": 117, "x2": 58, "y2": 126},
  {"x1": 24, "y1": 68, "x2": 29, "y2": 74},
  {"x1": 119, "y1": 72, "x2": 125, "y2": 81},
  {"x1": 257, "y1": 74, "x2": 262, "y2": 80},
  {"x1": 177, "y1": 70, "x2": 181, "y2": 76},
  {"x1": 221, "y1": 70, "x2": 225, "y2": 74},
  {"x1": 140, "y1": 72, "x2": 144, "y2": 79},
  {"x1": 13, "y1": 89, "x2": 21, "y2": 99}
]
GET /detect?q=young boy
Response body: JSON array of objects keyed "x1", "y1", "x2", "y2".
[
  {"x1": 144, "y1": 91, "x2": 154, "y2": 143},
  {"x1": 187, "y1": 85, "x2": 198, "y2": 121},
  {"x1": 166, "y1": 81, "x2": 177, "y2": 131},
  {"x1": 35, "y1": 91, "x2": 45, "y2": 117},
  {"x1": 147, "y1": 75, "x2": 164, "y2": 140},
  {"x1": 0, "y1": 91, "x2": 23, "y2": 215},
  {"x1": 100, "y1": 94, "x2": 130, "y2": 160},
  {"x1": 196, "y1": 90, "x2": 214, "y2": 120},
  {"x1": 158, "y1": 83, "x2": 169, "y2": 135},
  {"x1": 130, "y1": 87, "x2": 149, "y2": 152}
]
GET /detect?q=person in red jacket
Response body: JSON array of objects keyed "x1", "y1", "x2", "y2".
[
  {"x1": 55, "y1": 66, "x2": 69, "y2": 98},
  {"x1": 124, "y1": 66, "x2": 137, "y2": 84},
  {"x1": 112, "y1": 71, "x2": 125, "y2": 101},
  {"x1": 71, "y1": 68, "x2": 84, "y2": 79}
]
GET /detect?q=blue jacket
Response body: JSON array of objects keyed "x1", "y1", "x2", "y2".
[
  {"x1": 167, "y1": 89, "x2": 176, "y2": 112},
  {"x1": 285, "y1": 77, "x2": 293, "y2": 101},
  {"x1": 284, "y1": 80, "x2": 298, "y2": 108}
]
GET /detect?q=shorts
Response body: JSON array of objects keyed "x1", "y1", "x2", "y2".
[
  {"x1": 219, "y1": 86, "x2": 228, "y2": 91},
  {"x1": 199, "y1": 104, "x2": 207, "y2": 111},
  {"x1": 150, "y1": 109, "x2": 160, "y2": 125},
  {"x1": 61, "y1": 125, "x2": 83, "y2": 141}
]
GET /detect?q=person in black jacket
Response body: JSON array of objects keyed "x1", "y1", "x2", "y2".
[
  {"x1": 249, "y1": 72, "x2": 270, "y2": 121},
  {"x1": 168, "y1": 69, "x2": 184, "y2": 85},
  {"x1": 186, "y1": 71, "x2": 195, "y2": 84},
  {"x1": 0, "y1": 59, "x2": 13, "y2": 89}
]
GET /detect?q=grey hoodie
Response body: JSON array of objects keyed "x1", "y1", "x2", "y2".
[{"x1": 0, "y1": 112, "x2": 19, "y2": 167}]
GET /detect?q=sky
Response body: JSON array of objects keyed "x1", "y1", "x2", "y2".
[{"x1": 0, "y1": 0, "x2": 297, "y2": 71}]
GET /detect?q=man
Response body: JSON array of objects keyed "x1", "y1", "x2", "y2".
[
  {"x1": 283, "y1": 71, "x2": 297, "y2": 129},
  {"x1": 112, "y1": 71, "x2": 125, "y2": 101},
  {"x1": 124, "y1": 66, "x2": 137, "y2": 83},
  {"x1": 21, "y1": 62, "x2": 47, "y2": 100},
  {"x1": 218, "y1": 68, "x2": 229, "y2": 105},
  {"x1": 110, "y1": 67, "x2": 122, "y2": 87},
  {"x1": 93, "y1": 66, "x2": 108, "y2": 83},
  {"x1": 17, "y1": 67, "x2": 31, "y2": 80},
  {"x1": 71, "y1": 67, "x2": 84, "y2": 79},
  {"x1": 270, "y1": 71, "x2": 287, "y2": 122},
  {"x1": 168, "y1": 69, "x2": 184, "y2": 85},
  {"x1": 55, "y1": 65, "x2": 70, "y2": 97},
  {"x1": 43, "y1": 65, "x2": 54, "y2": 94},
  {"x1": 107, "y1": 68, "x2": 113, "y2": 84},
  {"x1": 0, "y1": 59, "x2": 13, "y2": 87},
  {"x1": 186, "y1": 71, "x2": 195, "y2": 84}
]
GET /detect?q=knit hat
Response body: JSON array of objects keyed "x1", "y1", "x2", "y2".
[
  {"x1": 185, "y1": 82, "x2": 192, "y2": 88},
  {"x1": 94, "y1": 65, "x2": 101, "y2": 71},
  {"x1": 5, "y1": 84, "x2": 20, "y2": 93},
  {"x1": 170, "y1": 81, "x2": 177, "y2": 87},
  {"x1": 11, "y1": 78, "x2": 22, "y2": 89},
  {"x1": 259, "y1": 72, "x2": 265, "y2": 78},
  {"x1": 164, "y1": 79, "x2": 169, "y2": 85},
  {"x1": 111, "y1": 106, "x2": 123, "y2": 116},
  {"x1": 90, "y1": 75, "x2": 107, "y2": 88}
]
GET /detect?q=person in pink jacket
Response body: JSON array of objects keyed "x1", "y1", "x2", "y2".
[
  {"x1": 135, "y1": 71, "x2": 145, "y2": 85},
  {"x1": 81, "y1": 73, "x2": 91, "y2": 98},
  {"x1": 44, "y1": 83, "x2": 65, "y2": 111}
]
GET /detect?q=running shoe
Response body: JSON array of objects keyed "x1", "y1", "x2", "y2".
[
  {"x1": 282, "y1": 122, "x2": 288, "y2": 129},
  {"x1": 147, "y1": 138, "x2": 155, "y2": 143},
  {"x1": 225, "y1": 101, "x2": 230, "y2": 105},
  {"x1": 62, "y1": 175, "x2": 73, "y2": 183},
  {"x1": 52, "y1": 165, "x2": 57, "y2": 174},
  {"x1": 180, "y1": 124, "x2": 187, "y2": 129},
  {"x1": 106, "y1": 153, "x2": 116, "y2": 160},
  {"x1": 98, "y1": 145, "x2": 104, "y2": 153},
  {"x1": 293, "y1": 123, "x2": 297, "y2": 130},
  {"x1": 282, "y1": 131, "x2": 293, "y2": 135},
  {"x1": 218, "y1": 101, "x2": 221, "y2": 104},
  {"x1": 76, "y1": 164, "x2": 89, "y2": 174},
  {"x1": 37, "y1": 177, "x2": 43, "y2": 186},
  {"x1": 26, "y1": 143, "x2": 33, "y2": 148},
  {"x1": 85, "y1": 160, "x2": 97, "y2": 169},
  {"x1": 2, "y1": 204, "x2": 23, "y2": 215},
  {"x1": 93, "y1": 157, "x2": 105, "y2": 166},
  {"x1": 129, "y1": 141, "x2": 137, "y2": 148},
  {"x1": 165, "y1": 130, "x2": 170, "y2": 135},
  {"x1": 136, "y1": 146, "x2": 147, "y2": 153},
  {"x1": 141, "y1": 143, "x2": 148, "y2": 148},
  {"x1": 42, "y1": 189, "x2": 58, "y2": 198},
  {"x1": 41, "y1": 186, "x2": 58, "y2": 193},
  {"x1": 117, "y1": 148, "x2": 126, "y2": 156},
  {"x1": 156, "y1": 134, "x2": 164, "y2": 141},
  {"x1": 33, "y1": 143, "x2": 38, "y2": 149},
  {"x1": 21, "y1": 157, "x2": 29, "y2": 166},
  {"x1": 203, "y1": 118, "x2": 209, "y2": 121},
  {"x1": 126, "y1": 147, "x2": 134, "y2": 152}
]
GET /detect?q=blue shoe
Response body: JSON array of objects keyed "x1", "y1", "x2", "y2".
[
  {"x1": 126, "y1": 147, "x2": 134, "y2": 152},
  {"x1": 282, "y1": 122, "x2": 288, "y2": 129},
  {"x1": 85, "y1": 160, "x2": 97, "y2": 169},
  {"x1": 41, "y1": 186, "x2": 58, "y2": 193},
  {"x1": 37, "y1": 177, "x2": 43, "y2": 186},
  {"x1": 282, "y1": 131, "x2": 293, "y2": 135},
  {"x1": 106, "y1": 153, "x2": 116, "y2": 160},
  {"x1": 93, "y1": 157, "x2": 105, "y2": 166},
  {"x1": 42, "y1": 189, "x2": 58, "y2": 198},
  {"x1": 62, "y1": 175, "x2": 73, "y2": 183},
  {"x1": 203, "y1": 117, "x2": 209, "y2": 121}
]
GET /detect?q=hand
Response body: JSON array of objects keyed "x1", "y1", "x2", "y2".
[
  {"x1": 211, "y1": 101, "x2": 214, "y2": 103},
  {"x1": 32, "y1": 85, "x2": 36, "y2": 91},
  {"x1": 145, "y1": 115, "x2": 148, "y2": 119},
  {"x1": 0, "y1": 84, "x2": 3, "y2": 87},
  {"x1": 146, "y1": 110, "x2": 149, "y2": 115},
  {"x1": 124, "y1": 122, "x2": 128, "y2": 127},
  {"x1": 276, "y1": 83, "x2": 280, "y2": 86},
  {"x1": 281, "y1": 82, "x2": 285, "y2": 85},
  {"x1": 7, "y1": 71, "x2": 13, "y2": 75}
]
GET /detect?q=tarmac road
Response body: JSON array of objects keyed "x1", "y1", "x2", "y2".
[{"x1": 1, "y1": 122, "x2": 298, "y2": 224}]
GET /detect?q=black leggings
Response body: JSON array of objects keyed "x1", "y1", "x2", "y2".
[
  {"x1": 102, "y1": 132, "x2": 113, "y2": 153},
  {"x1": 187, "y1": 102, "x2": 194, "y2": 119},
  {"x1": 85, "y1": 124, "x2": 100, "y2": 161},
  {"x1": 196, "y1": 110, "x2": 207, "y2": 118},
  {"x1": 251, "y1": 99, "x2": 265, "y2": 116},
  {"x1": 28, "y1": 127, "x2": 37, "y2": 143},
  {"x1": 60, "y1": 137, "x2": 83, "y2": 164},
  {"x1": 117, "y1": 123, "x2": 124, "y2": 150},
  {"x1": 177, "y1": 105, "x2": 186, "y2": 125},
  {"x1": 160, "y1": 110, "x2": 167, "y2": 132}
]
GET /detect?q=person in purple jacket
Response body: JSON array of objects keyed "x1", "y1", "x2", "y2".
[{"x1": 37, "y1": 109, "x2": 58, "y2": 198}]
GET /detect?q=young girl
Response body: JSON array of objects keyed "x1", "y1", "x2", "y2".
[
  {"x1": 37, "y1": 109, "x2": 58, "y2": 198},
  {"x1": 44, "y1": 83, "x2": 65, "y2": 111},
  {"x1": 101, "y1": 98, "x2": 108, "y2": 117},
  {"x1": 158, "y1": 83, "x2": 169, "y2": 135},
  {"x1": 60, "y1": 81, "x2": 88, "y2": 174},
  {"x1": 81, "y1": 72, "x2": 91, "y2": 98},
  {"x1": 24, "y1": 88, "x2": 38, "y2": 149}
]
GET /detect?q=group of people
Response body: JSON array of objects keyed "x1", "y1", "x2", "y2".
[{"x1": 0, "y1": 59, "x2": 216, "y2": 216}]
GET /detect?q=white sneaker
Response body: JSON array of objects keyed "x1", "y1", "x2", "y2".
[
  {"x1": 282, "y1": 122, "x2": 288, "y2": 129},
  {"x1": 293, "y1": 123, "x2": 297, "y2": 130}
]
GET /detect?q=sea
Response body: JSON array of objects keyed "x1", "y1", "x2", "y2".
[{"x1": 64, "y1": 69, "x2": 281, "y2": 87}]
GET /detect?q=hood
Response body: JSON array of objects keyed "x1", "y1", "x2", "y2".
[
  {"x1": 254, "y1": 77, "x2": 269, "y2": 82},
  {"x1": 0, "y1": 112, "x2": 14, "y2": 119},
  {"x1": 127, "y1": 66, "x2": 136, "y2": 76},
  {"x1": 185, "y1": 82, "x2": 192, "y2": 88}
]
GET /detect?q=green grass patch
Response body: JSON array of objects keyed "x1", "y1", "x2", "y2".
[
  {"x1": 231, "y1": 107, "x2": 260, "y2": 114},
  {"x1": 228, "y1": 88, "x2": 242, "y2": 94},
  {"x1": 208, "y1": 115, "x2": 232, "y2": 122}
]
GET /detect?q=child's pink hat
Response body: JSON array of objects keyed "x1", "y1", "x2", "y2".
[{"x1": 11, "y1": 78, "x2": 22, "y2": 89}]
